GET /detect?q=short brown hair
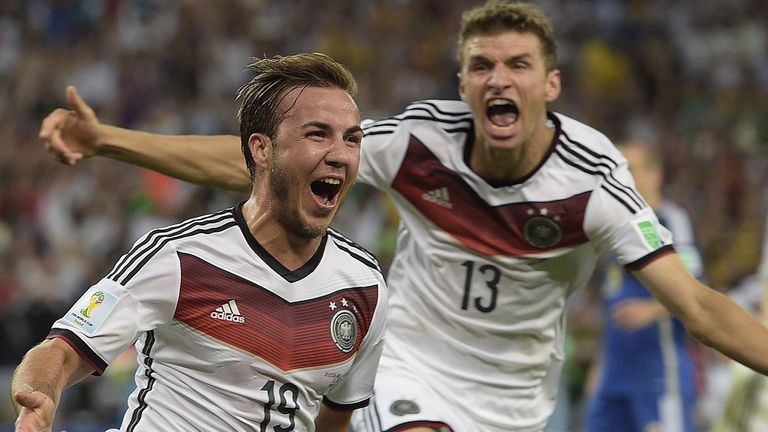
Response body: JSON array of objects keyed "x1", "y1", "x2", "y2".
[
  {"x1": 236, "y1": 53, "x2": 358, "y2": 181},
  {"x1": 457, "y1": 0, "x2": 557, "y2": 71}
]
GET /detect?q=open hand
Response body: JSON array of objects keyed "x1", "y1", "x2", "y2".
[
  {"x1": 14, "y1": 390, "x2": 56, "y2": 432},
  {"x1": 39, "y1": 85, "x2": 101, "y2": 166}
]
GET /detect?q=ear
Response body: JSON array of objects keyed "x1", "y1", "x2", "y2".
[
  {"x1": 544, "y1": 69, "x2": 561, "y2": 103},
  {"x1": 248, "y1": 133, "x2": 272, "y2": 168},
  {"x1": 457, "y1": 72, "x2": 467, "y2": 102}
]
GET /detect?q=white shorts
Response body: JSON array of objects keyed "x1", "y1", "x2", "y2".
[
  {"x1": 350, "y1": 367, "x2": 462, "y2": 432},
  {"x1": 351, "y1": 350, "x2": 555, "y2": 432}
]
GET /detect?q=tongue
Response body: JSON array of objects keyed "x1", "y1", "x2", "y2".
[{"x1": 490, "y1": 112, "x2": 518, "y2": 127}]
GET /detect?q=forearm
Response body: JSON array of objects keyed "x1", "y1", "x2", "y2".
[
  {"x1": 11, "y1": 338, "x2": 91, "y2": 414},
  {"x1": 314, "y1": 404, "x2": 352, "y2": 431},
  {"x1": 684, "y1": 287, "x2": 768, "y2": 375},
  {"x1": 96, "y1": 125, "x2": 251, "y2": 193},
  {"x1": 637, "y1": 254, "x2": 768, "y2": 375}
]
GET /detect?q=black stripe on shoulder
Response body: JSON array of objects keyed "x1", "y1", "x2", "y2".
[
  {"x1": 328, "y1": 229, "x2": 382, "y2": 274},
  {"x1": 444, "y1": 126, "x2": 472, "y2": 135},
  {"x1": 555, "y1": 148, "x2": 644, "y2": 214},
  {"x1": 555, "y1": 148, "x2": 638, "y2": 214},
  {"x1": 403, "y1": 100, "x2": 472, "y2": 119},
  {"x1": 107, "y1": 209, "x2": 232, "y2": 281},
  {"x1": 48, "y1": 328, "x2": 108, "y2": 374},
  {"x1": 363, "y1": 101, "x2": 472, "y2": 137},
  {"x1": 624, "y1": 244, "x2": 676, "y2": 272},
  {"x1": 127, "y1": 330, "x2": 157, "y2": 432},
  {"x1": 108, "y1": 211, "x2": 236, "y2": 285},
  {"x1": 120, "y1": 220, "x2": 237, "y2": 285},
  {"x1": 558, "y1": 132, "x2": 645, "y2": 211}
]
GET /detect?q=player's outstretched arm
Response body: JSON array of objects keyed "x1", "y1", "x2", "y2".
[
  {"x1": 40, "y1": 86, "x2": 250, "y2": 193},
  {"x1": 636, "y1": 254, "x2": 768, "y2": 375},
  {"x1": 314, "y1": 405, "x2": 353, "y2": 432},
  {"x1": 11, "y1": 338, "x2": 94, "y2": 431}
]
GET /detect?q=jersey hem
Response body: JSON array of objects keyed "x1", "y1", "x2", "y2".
[
  {"x1": 387, "y1": 420, "x2": 453, "y2": 432},
  {"x1": 323, "y1": 395, "x2": 370, "y2": 411},
  {"x1": 47, "y1": 329, "x2": 107, "y2": 375},
  {"x1": 624, "y1": 244, "x2": 675, "y2": 272}
]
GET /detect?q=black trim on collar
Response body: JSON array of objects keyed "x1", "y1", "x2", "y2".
[{"x1": 232, "y1": 202, "x2": 327, "y2": 282}]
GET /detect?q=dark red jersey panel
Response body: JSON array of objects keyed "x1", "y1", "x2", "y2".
[
  {"x1": 391, "y1": 135, "x2": 590, "y2": 256},
  {"x1": 174, "y1": 253, "x2": 379, "y2": 371}
]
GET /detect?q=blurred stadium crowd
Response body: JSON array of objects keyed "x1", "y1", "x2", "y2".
[{"x1": 1, "y1": 0, "x2": 767, "y2": 430}]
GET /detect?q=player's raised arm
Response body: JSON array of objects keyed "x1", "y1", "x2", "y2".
[
  {"x1": 39, "y1": 85, "x2": 250, "y2": 193},
  {"x1": 635, "y1": 253, "x2": 768, "y2": 375},
  {"x1": 11, "y1": 338, "x2": 95, "y2": 431}
]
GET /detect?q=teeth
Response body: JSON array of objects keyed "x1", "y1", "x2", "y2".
[
  {"x1": 487, "y1": 99, "x2": 513, "y2": 107},
  {"x1": 320, "y1": 178, "x2": 340, "y2": 185}
]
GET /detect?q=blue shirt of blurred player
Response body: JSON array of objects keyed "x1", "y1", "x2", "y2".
[{"x1": 586, "y1": 141, "x2": 704, "y2": 432}]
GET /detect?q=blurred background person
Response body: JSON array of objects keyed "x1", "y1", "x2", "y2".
[
  {"x1": 708, "y1": 209, "x2": 768, "y2": 432},
  {"x1": 585, "y1": 138, "x2": 705, "y2": 432},
  {"x1": 2, "y1": 0, "x2": 768, "y2": 430}
]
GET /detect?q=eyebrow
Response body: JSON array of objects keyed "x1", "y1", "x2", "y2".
[
  {"x1": 303, "y1": 121, "x2": 363, "y2": 135},
  {"x1": 468, "y1": 52, "x2": 533, "y2": 63}
]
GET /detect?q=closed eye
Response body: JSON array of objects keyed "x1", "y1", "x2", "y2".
[{"x1": 307, "y1": 130, "x2": 327, "y2": 140}]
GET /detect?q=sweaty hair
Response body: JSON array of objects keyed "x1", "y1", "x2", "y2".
[
  {"x1": 236, "y1": 53, "x2": 358, "y2": 182},
  {"x1": 457, "y1": 0, "x2": 557, "y2": 71}
]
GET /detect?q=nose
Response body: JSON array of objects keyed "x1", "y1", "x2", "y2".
[
  {"x1": 324, "y1": 135, "x2": 355, "y2": 168},
  {"x1": 487, "y1": 65, "x2": 513, "y2": 91}
]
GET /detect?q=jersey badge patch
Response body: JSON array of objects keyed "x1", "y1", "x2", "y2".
[
  {"x1": 64, "y1": 286, "x2": 118, "y2": 335},
  {"x1": 390, "y1": 399, "x2": 420, "y2": 416},
  {"x1": 329, "y1": 300, "x2": 357, "y2": 353},
  {"x1": 634, "y1": 219, "x2": 661, "y2": 250},
  {"x1": 523, "y1": 215, "x2": 563, "y2": 248}
]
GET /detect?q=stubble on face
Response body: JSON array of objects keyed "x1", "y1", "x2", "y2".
[{"x1": 268, "y1": 151, "x2": 327, "y2": 240}]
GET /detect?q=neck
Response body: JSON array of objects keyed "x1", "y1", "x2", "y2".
[
  {"x1": 470, "y1": 126, "x2": 554, "y2": 184},
  {"x1": 241, "y1": 199, "x2": 322, "y2": 270}
]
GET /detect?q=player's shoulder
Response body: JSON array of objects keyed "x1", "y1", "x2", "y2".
[
  {"x1": 326, "y1": 228, "x2": 383, "y2": 276},
  {"x1": 136, "y1": 208, "x2": 238, "y2": 249},
  {"x1": 553, "y1": 111, "x2": 619, "y2": 156},
  {"x1": 363, "y1": 99, "x2": 472, "y2": 135},
  {"x1": 551, "y1": 111, "x2": 628, "y2": 180}
]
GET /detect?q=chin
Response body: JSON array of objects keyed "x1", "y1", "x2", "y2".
[
  {"x1": 485, "y1": 135, "x2": 522, "y2": 151},
  {"x1": 302, "y1": 217, "x2": 334, "y2": 238}
]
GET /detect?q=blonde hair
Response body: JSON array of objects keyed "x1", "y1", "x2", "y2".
[
  {"x1": 457, "y1": 1, "x2": 557, "y2": 71},
  {"x1": 236, "y1": 53, "x2": 357, "y2": 181}
]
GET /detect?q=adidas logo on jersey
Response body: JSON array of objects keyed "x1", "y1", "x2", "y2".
[
  {"x1": 422, "y1": 187, "x2": 452, "y2": 209},
  {"x1": 210, "y1": 299, "x2": 245, "y2": 324}
]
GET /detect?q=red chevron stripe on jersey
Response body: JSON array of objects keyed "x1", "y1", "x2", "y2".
[
  {"x1": 392, "y1": 135, "x2": 590, "y2": 256},
  {"x1": 173, "y1": 253, "x2": 379, "y2": 371}
]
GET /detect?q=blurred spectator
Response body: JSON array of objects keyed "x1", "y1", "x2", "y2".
[{"x1": 2, "y1": 0, "x2": 767, "y2": 429}]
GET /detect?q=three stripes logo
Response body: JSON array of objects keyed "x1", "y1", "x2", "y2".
[
  {"x1": 210, "y1": 299, "x2": 246, "y2": 324},
  {"x1": 422, "y1": 187, "x2": 452, "y2": 209}
]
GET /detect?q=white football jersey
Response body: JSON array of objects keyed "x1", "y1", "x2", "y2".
[
  {"x1": 49, "y1": 204, "x2": 388, "y2": 432},
  {"x1": 356, "y1": 100, "x2": 673, "y2": 431}
]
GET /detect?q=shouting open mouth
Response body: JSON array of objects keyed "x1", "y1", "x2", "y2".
[
  {"x1": 487, "y1": 98, "x2": 519, "y2": 128},
  {"x1": 310, "y1": 177, "x2": 343, "y2": 209}
]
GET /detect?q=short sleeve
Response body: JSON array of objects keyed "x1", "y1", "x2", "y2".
[
  {"x1": 584, "y1": 165, "x2": 674, "y2": 271},
  {"x1": 358, "y1": 118, "x2": 410, "y2": 190},
  {"x1": 49, "y1": 238, "x2": 182, "y2": 373}
]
